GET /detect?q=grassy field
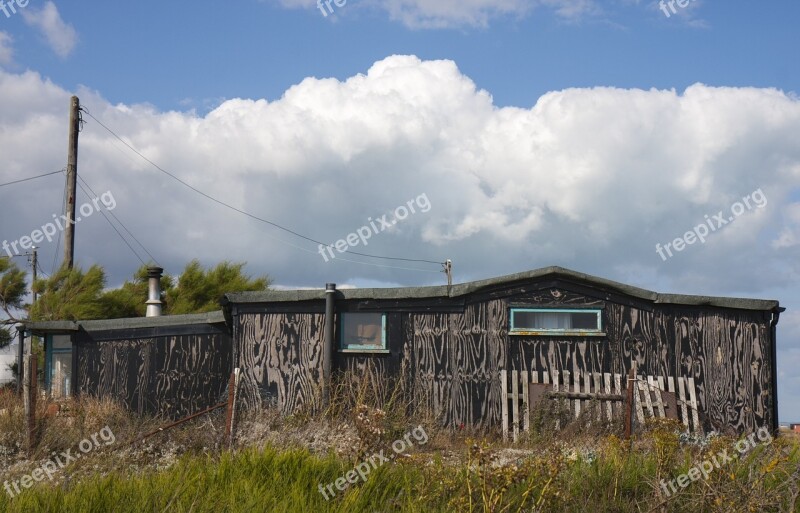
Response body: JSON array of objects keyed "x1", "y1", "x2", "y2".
[{"x1": 1, "y1": 390, "x2": 799, "y2": 512}]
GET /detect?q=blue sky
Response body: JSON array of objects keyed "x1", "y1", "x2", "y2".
[
  {"x1": 1, "y1": 1, "x2": 799, "y2": 421},
  {"x1": 5, "y1": 2, "x2": 798, "y2": 111}
]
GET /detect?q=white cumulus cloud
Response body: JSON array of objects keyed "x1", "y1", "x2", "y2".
[
  {"x1": 275, "y1": 0, "x2": 602, "y2": 27},
  {"x1": 21, "y1": 1, "x2": 77, "y2": 58},
  {"x1": 0, "y1": 32, "x2": 13, "y2": 66}
]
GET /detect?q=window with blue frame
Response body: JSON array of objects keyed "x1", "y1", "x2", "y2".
[
  {"x1": 510, "y1": 308, "x2": 603, "y2": 335},
  {"x1": 46, "y1": 334, "x2": 72, "y2": 398},
  {"x1": 340, "y1": 313, "x2": 387, "y2": 352}
]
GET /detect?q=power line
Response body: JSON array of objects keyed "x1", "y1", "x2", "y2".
[
  {"x1": 0, "y1": 169, "x2": 64, "y2": 188},
  {"x1": 74, "y1": 180, "x2": 147, "y2": 266},
  {"x1": 36, "y1": 261, "x2": 49, "y2": 279},
  {"x1": 77, "y1": 175, "x2": 160, "y2": 265},
  {"x1": 51, "y1": 170, "x2": 68, "y2": 274},
  {"x1": 80, "y1": 108, "x2": 443, "y2": 267}
]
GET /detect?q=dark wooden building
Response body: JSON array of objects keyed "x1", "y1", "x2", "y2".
[
  {"x1": 26, "y1": 312, "x2": 231, "y2": 418},
  {"x1": 27, "y1": 267, "x2": 782, "y2": 433}
]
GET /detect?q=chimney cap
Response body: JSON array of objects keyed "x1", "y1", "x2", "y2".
[{"x1": 147, "y1": 266, "x2": 164, "y2": 278}]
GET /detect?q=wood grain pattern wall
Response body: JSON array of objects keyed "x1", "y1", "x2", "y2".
[
  {"x1": 405, "y1": 300, "x2": 507, "y2": 428},
  {"x1": 602, "y1": 304, "x2": 772, "y2": 432},
  {"x1": 236, "y1": 312, "x2": 324, "y2": 414},
  {"x1": 229, "y1": 282, "x2": 774, "y2": 434},
  {"x1": 75, "y1": 331, "x2": 230, "y2": 419},
  {"x1": 492, "y1": 287, "x2": 773, "y2": 433}
]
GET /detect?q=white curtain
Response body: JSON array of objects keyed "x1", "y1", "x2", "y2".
[{"x1": 532, "y1": 312, "x2": 572, "y2": 329}]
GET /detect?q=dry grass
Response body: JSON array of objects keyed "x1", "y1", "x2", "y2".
[{"x1": 1, "y1": 381, "x2": 799, "y2": 512}]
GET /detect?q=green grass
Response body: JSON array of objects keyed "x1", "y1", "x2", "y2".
[
  {"x1": 1, "y1": 434, "x2": 798, "y2": 513},
  {"x1": 2, "y1": 393, "x2": 798, "y2": 512}
]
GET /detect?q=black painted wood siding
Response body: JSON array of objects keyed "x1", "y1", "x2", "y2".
[
  {"x1": 74, "y1": 327, "x2": 231, "y2": 419},
  {"x1": 232, "y1": 282, "x2": 775, "y2": 433}
]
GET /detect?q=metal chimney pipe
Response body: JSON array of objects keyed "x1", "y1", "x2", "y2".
[
  {"x1": 322, "y1": 283, "x2": 336, "y2": 407},
  {"x1": 145, "y1": 266, "x2": 164, "y2": 317}
]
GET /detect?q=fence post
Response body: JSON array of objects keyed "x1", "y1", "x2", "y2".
[
  {"x1": 624, "y1": 362, "x2": 636, "y2": 439},
  {"x1": 23, "y1": 353, "x2": 38, "y2": 455},
  {"x1": 225, "y1": 368, "x2": 241, "y2": 448}
]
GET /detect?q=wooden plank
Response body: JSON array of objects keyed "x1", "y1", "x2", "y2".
[
  {"x1": 552, "y1": 369, "x2": 560, "y2": 430},
  {"x1": 512, "y1": 369, "x2": 519, "y2": 442},
  {"x1": 603, "y1": 373, "x2": 613, "y2": 422},
  {"x1": 677, "y1": 377, "x2": 689, "y2": 429},
  {"x1": 501, "y1": 369, "x2": 508, "y2": 441},
  {"x1": 613, "y1": 373, "x2": 622, "y2": 419},
  {"x1": 593, "y1": 372, "x2": 603, "y2": 422},
  {"x1": 657, "y1": 376, "x2": 665, "y2": 392},
  {"x1": 564, "y1": 370, "x2": 578, "y2": 418},
  {"x1": 635, "y1": 380, "x2": 647, "y2": 425},
  {"x1": 667, "y1": 376, "x2": 675, "y2": 395},
  {"x1": 522, "y1": 370, "x2": 530, "y2": 434},
  {"x1": 649, "y1": 376, "x2": 665, "y2": 418},
  {"x1": 687, "y1": 377, "x2": 701, "y2": 433},
  {"x1": 640, "y1": 378, "x2": 655, "y2": 417},
  {"x1": 547, "y1": 391, "x2": 624, "y2": 401}
]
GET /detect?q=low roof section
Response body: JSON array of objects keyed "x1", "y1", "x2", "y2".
[{"x1": 24, "y1": 310, "x2": 227, "y2": 335}]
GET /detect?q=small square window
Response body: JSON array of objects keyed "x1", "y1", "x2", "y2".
[
  {"x1": 340, "y1": 313, "x2": 387, "y2": 352},
  {"x1": 510, "y1": 308, "x2": 603, "y2": 336}
]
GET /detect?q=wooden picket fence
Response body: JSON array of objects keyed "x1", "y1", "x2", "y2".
[{"x1": 500, "y1": 368, "x2": 702, "y2": 441}]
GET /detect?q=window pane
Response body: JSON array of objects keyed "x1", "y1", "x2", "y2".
[
  {"x1": 571, "y1": 312, "x2": 598, "y2": 329},
  {"x1": 512, "y1": 310, "x2": 600, "y2": 331},
  {"x1": 51, "y1": 352, "x2": 72, "y2": 398},
  {"x1": 342, "y1": 313, "x2": 384, "y2": 348}
]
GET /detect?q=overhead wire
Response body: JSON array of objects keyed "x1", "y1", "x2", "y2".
[
  {"x1": 79, "y1": 108, "x2": 443, "y2": 270},
  {"x1": 77, "y1": 175, "x2": 160, "y2": 265},
  {"x1": 0, "y1": 169, "x2": 64, "y2": 188},
  {"x1": 74, "y1": 180, "x2": 147, "y2": 266}
]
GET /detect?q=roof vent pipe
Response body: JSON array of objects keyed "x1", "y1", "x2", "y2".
[
  {"x1": 322, "y1": 283, "x2": 336, "y2": 407},
  {"x1": 145, "y1": 266, "x2": 164, "y2": 317}
]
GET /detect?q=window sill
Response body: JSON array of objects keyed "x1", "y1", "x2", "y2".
[
  {"x1": 338, "y1": 349, "x2": 391, "y2": 354},
  {"x1": 509, "y1": 331, "x2": 606, "y2": 337}
]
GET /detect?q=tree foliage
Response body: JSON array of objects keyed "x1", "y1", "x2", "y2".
[
  {"x1": 29, "y1": 265, "x2": 110, "y2": 321},
  {"x1": 0, "y1": 258, "x2": 27, "y2": 348},
  {"x1": 28, "y1": 260, "x2": 269, "y2": 322},
  {"x1": 165, "y1": 260, "x2": 270, "y2": 314}
]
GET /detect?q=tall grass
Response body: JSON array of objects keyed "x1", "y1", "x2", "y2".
[
  {"x1": 1, "y1": 386, "x2": 798, "y2": 512},
  {"x1": 0, "y1": 433, "x2": 797, "y2": 512}
]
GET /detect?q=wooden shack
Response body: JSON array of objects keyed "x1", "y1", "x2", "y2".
[
  {"x1": 26, "y1": 312, "x2": 231, "y2": 418},
  {"x1": 223, "y1": 266, "x2": 781, "y2": 434},
  {"x1": 27, "y1": 266, "x2": 782, "y2": 433}
]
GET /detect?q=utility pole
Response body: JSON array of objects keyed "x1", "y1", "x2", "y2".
[
  {"x1": 29, "y1": 247, "x2": 37, "y2": 302},
  {"x1": 64, "y1": 96, "x2": 80, "y2": 270},
  {"x1": 443, "y1": 259, "x2": 452, "y2": 287}
]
